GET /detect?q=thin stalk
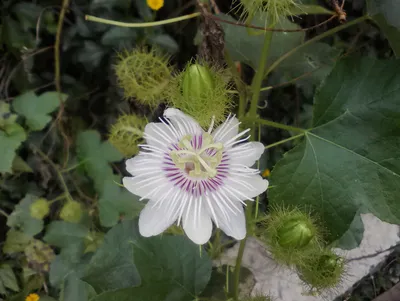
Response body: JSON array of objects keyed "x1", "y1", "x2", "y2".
[
  {"x1": 85, "y1": 12, "x2": 201, "y2": 28},
  {"x1": 243, "y1": 117, "x2": 306, "y2": 133},
  {"x1": 264, "y1": 133, "x2": 305, "y2": 149},
  {"x1": 225, "y1": 50, "x2": 246, "y2": 118},
  {"x1": 264, "y1": 15, "x2": 370, "y2": 77}
]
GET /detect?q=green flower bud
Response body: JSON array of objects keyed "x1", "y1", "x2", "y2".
[
  {"x1": 297, "y1": 250, "x2": 345, "y2": 293},
  {"x1": 182, "y1": 64, "x2": 215, "y2": 100},
  {"x1": 240, "y1": 0, "x2": 300, "y2": 24},
  {"x1": 84, "y1": 232, "x2": 105, "y2": 253},
  {"x1": 60, "y1": 200, "x2": 82, "y2": 223},
  {"x1": 166, "y1": 62, "x2": 233, "y2": 128},
  {"x1": 30, "y1": 198, "x2": 50, "y2": 220},
  {"x1": 259, "y1": 207, "x2": 323, "y2": 266},
  {"x1": 114, "y1": 48, "x2": 172, "y2": 108},
  {"x1": 276, "y1": 217, "x2": 315, "y2": 249}
]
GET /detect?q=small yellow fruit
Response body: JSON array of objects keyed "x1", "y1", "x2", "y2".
[
  {"x1": 60, "y1": 200, "x2": 82, "y2": 223},
  {"x1": 30, "y1": 198, "x2": 50, "y2": 220}
]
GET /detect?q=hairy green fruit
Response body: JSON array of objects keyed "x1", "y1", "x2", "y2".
[
  {"x1": 167, "y1": 62, "x2": 233, "y2": 128},
  {"x1": 30, "y1": 198, "x2": 50, "y2": 220},
  {"x1": 276, "y1": 217, "x2": 315, "y2": 248},
  {"x1": 60, "y1": 200, "x2": 82, "y2": 223},
  {"x1": 297, "y1": 250, "x2": 345, "y2": 293},
  {"x1": 114, "y1": 48, "x2": 172, "y2": 107}
]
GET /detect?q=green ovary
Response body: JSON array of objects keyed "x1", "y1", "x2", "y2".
[{"x1": 170, "y1": 134, "x2": 224, "y2": 179}]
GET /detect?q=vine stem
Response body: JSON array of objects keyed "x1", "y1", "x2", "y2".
[
  {"x1": 85, "y1": 12, "x2": 201, "y2": 27},
  {"x1": 264, "y1": 133, "x2": 305, "y2": 149},
  {"x1": 243, "y1": 117, "x2": 306, "y2": 133},
  {"x1": 233, "y1": 23, "x2": 274, "y2": 301},
  {"x1": 264, "y1": 15, "x2": 370, "y2": 77}
]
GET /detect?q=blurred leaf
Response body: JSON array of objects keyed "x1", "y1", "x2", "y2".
[
  {"x1": 135, "y1": 0, "x2": 152, "y2": 20},
  {"x1": 0, "y1": 265, "x2": 19, "y2": 294},
  {"x1": 371, "y1": 14, "x2": 400, "y2": 58},
  {"x1": 44, "y1": 221, "x2": 89, "y2": 257},
  {"x1": 287, "y1": 4, "x2": 334, "y2": 15},
  {"x1": 13, "y1": 91, "x2": 68, "y2": 131},
  {"x1": 334, "y1": 212, "x2": 365, "y2": 250},
  {"x1": 50, "y1": 255, "x2": 95, "y2": 301},
  {"x1": 0, "y1": 124, "x2": 27, "y2": 173},
  {"x1": 149, "y1": 34, "x2": 179, "y2": 54},
  {"x1": 0, "y1": 102, "x2": 17, "y2": 128},
  {"x1": 367, "y1": 0, "x2": 400, "y2": 29},
  {"x1": 270, "y1": 57, "x2": 400, "y2": 241},
  {"x1": 77, "y1": 41, "x2": 107, "y2": 72},
  {"x1": 88, "y1": 220, "x2": 212, "y2": 301},
  {"x1": 12, "y1": 156, "x2": 33, "y2": 173},
  {"x1": 3, "y1": 229, "x2": 31, "y2": 254},
  {"x1": 24, "y1": 239, "x2": 56, "y2": 273},
  {"x1": 101, "y1": 27, "x2": 138, "y2": 48},
  {"x1": 221, "y1": 14, "x2": 304, "y2": 70},
  {"x1": 276, "y1": 42, "x2": 341, "y2": 97},
  {"x1": 12, "y1": 2, "x2": 43, "y2": 31},
  {"x1": 7, "y1": 194, "x2": 43, "y2": 237},
  {"x1": 98, "y1": 181, "x2": 143, "y2": 227},
  {"x1": 83, "y1": 220, "x2": 141, "y2": 293},
  {"x1": 91, "y1": 0, "x2": 132, "y2": 11},
  {"x1": 76, "y1": 130, "x2": 123, "y2": 193},
  {"x1": 2, "y1": 16, "x2": 35, "y2": 49}
]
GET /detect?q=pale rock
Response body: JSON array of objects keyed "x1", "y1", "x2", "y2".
[{"x1": 215, "y1": 214, "x2": 400, "y2": 301}]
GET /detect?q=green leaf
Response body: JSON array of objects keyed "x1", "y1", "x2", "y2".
[
  {"x1": 276, "y1": 42, "x2": 341, "y2": 97},
  {"x1": 287, "y1": 4, "x2": 334, "y2": 16},
  {"x1": 101, "y1": 27, "x2": 138, "y2": 48},
  {"x1": 3, "y1": 229, "x2": 31, "y2": 254},
  {"x1": 334, "y1": 212, "x2": 365, "y2": 250},
  {"x1": 270, "y1": 57, "x2": 400, "y2": 241},
  {"x1": 50, "y1": 256, "x2": 95, "y2": 301},
  {"x1": 87, "y1": 220, "x2": 212, "y2": 301},
  {"x1": 221, "y1": 14, "x2": 304, "y2": 70},
  {"x1": 98, "y1": 182, "x2": 143, "y2": 227},
  {"x1": 0, "y1": 265, "x2": 19, "y2": 294},
  {"x1": 0, "y1": 124, "x2": 27, "y2": 173},
  {"x1": 371, "y1": 14, "x2": 400, "y2": 58},
  {"x1": 83, "y1": 220, "x2": 141, "y2": 293},
  {"x1": 367, "y1": 0, "x2": 400, "y2": 29},
  {"x1": 7, "y1": 194, "x2": 44, "y2": 236},
  {"x1": 149, "y1": 34, "x2": 179, "y2": 54},
  {"x1": 12, "y1": 156, "x2": 33, "y2": 173},
  {"x1": 77, "y1": 41, "x2": 106, "y2": 72},
  {"x1": 76, "y1": 130, "x2": 123, "y2": 193},
  {"x1": 13, "y1": 91, "x2": 68, "y2": 131},
  {"x1": 44, "y1": 221, "x2": 89, "y2": 258}
]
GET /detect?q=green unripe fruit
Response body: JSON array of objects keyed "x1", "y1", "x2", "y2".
[
  {"x1": 60, "y1": 200, "x2": 82, "y2": 223},
  {"x1": 182, "y1": 64, "x2": 215, "y2": 100},
  {"x1": 298, "y1": 251, "x2": 345, "y2": 291},
  {"x1": 277, "y1": 217, "x2": 315, "y2": 249},
  {"x1": 30, "y1": 198, "x2": 50, "y2": 220}
]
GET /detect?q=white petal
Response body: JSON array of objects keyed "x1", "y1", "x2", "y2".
[
  {"x1": 212, "y1": 116, "x2": 239, "y2": 144},
  {"x1": 164, "y1": 108, "x2": 202, "y2": 137},
  {"x1": 125, "y1": 154, "x2": 162, "y2": 176},
  {"x1": 227, "y1": 142, "x2": 265, "y2": 167},
  {"x1": 208, "y1": 197, "x2": 246, "y2": 240},
  {"x1": 182, "y1": 199, "x2": 212, "y2": 245},
  {"x1": 138, "y1": 199, "x2": 178, "y2": 237},
  {"x1": 144, "y1": 123, "x2": 176, "y2": 150},
  {"x1": 123, "y1": 176, "x2": 168, "y2": 199},
  {"x1": 223, "y1": 175, "x2": 268, "y2": 200}
]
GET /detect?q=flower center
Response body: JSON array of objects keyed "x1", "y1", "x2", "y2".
[{"x1": 170, "y1": 133, "x2": 224, "y2": 178}]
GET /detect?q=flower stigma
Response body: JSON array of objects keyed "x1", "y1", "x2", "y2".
[{"x1": 170, "y1": 133, "x2": 224, "y2": 178}]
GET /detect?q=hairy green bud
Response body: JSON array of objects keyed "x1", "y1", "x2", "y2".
[
  {"x1": 239, "y1": 0, "x2": 300, "y2": 25},
  {"x1": 30, "y1": 198, "x2": 50, "y2": 220},
  {"x1": 167, "y1": 62, "x2": 233, "y2": 128},
  {"x1": 297, "y1": 250, "x2": 345, "y2": 293},
  {"x1": 60, "y1": 200, "x2": 82, "y2": 223},
  {"x1": 259, "y1": 206, "x2": 323, "y2": 266},
  {"x1": 276, "y1": 216, "x2": 315, "y2": 248},
  {"x1": 114, "y1": 48, "x2": 172, "y2": 107},
  {"x1": 109, "y1": 114, "x2": 147, "y2": 157}
]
